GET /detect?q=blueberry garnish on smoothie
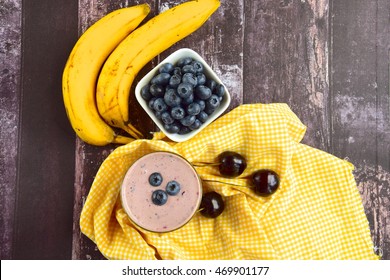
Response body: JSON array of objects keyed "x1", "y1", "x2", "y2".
[
  {"x1": 152, "y1": 189, "x2": 168, "y2": 206},
  {"x1": 149, "y1": 172, "x2": 163, "y2": 186},
  {"x1": 166, "y1": 180, "x2": 181, "y2": 196}
]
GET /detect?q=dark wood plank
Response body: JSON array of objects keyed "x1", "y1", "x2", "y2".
[
  {"x1": 72, "y1": 0, "x2": 159, "y2": 260},
  {"x1": 0, "y1": 0, "x2": 22, "y2": 260},
  {"x1": 330, "y1": 0, "x2": 390, "y2": 259},
  {"x1": 243, "y1": 0, "x2": 330, "y2": 151},
  {"x1": 72, "y1": 142, "x2": 114, "y2": 260},
  {"x1": 12, "y1": 0, "x2": 78, "y2": 259},
  {"x1": 72, "y1": 0, "x2": 244, "y2": 259},
  {"x1": 158, "y1": 0, "x2": 245, "y2": 110}
]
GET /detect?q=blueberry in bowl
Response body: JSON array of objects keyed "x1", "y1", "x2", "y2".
[{"x1": 135, "y1": 48, "x2": 231, "y2": 142}]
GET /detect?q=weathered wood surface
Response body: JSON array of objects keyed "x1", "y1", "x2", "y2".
[
  {"x1": 0, "y1": 0, "x2": 389, "y2": 259},
  {"x1": 1, "y1": 0, "x2": 79, "y2": 259},
  {"x1": 0, "y1": 0, "x2": 21, "y2": 260},
  {"x1": 330, "y1": 0, "x2": 390, "y2": 258}
]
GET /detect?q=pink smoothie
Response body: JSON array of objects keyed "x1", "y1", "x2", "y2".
[{"x1": 120, "y1": 152, "x2": 202, "y2": 232}]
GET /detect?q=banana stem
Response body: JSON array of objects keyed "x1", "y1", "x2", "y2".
[
  {"x1": 126, "y1": 122, "x2": 144, "y2": 138},
  {"x1": 121, "y1": 124, "x2": 143, "y2": 139}
]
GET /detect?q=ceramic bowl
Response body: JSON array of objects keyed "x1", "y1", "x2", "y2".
[{"x1": 135, "y1": 48, "x2": 231, "y2": 142}]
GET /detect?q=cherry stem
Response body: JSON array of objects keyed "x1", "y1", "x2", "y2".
[
  {"x1": 202, "y1": 179, "x2": 251, "y2": 188},
  {"x1": 192, "y1": 148, "x2": 282, "y2": 167},
  {"x1": 193, "y1": 162, "x2": 220, "y2": 167}
]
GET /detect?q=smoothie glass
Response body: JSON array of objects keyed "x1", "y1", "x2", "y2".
[{"x1": 120, "y1": 151, "x2": 202, "y2": 233}]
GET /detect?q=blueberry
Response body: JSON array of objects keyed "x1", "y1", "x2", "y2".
[
  {"x1": 204, "y1": 106, "x2": 216, "y2": 115},
  {"x1": 151, "y1": 72, "x2": 171, "y2": 86},
  {"x1": 155, "y1": 111, "x2": 162, "y2": 120},
  {"x1": 148, "y1": 97, "x2": 157, "y2": 110},
  {"x1": 159, "y1": 63, "x2": 174, "y2": 74},
  {"x1": 177, "y1": 57, "x2": 192, "y2": 67},
  {"x1": 178, "y1": 126, "x2": 191, "y2": 135},
  {"x1": 149, "y1": 172, "x2": 163, "y2": 186},
  {"x1": 166, "y1": 180, "x2": 181, "y2": 196},
  {"x1": 164, "y1": 122, "x2": 181, "y2": 134},
  {"x1": 173, "y1": 67, "x2": 182, "y2": 76},
  {"x1": 182, "y1": 64, "x2": 196, "y2": 74},
  {"x1": 196, "y1": 73, "x2": 206, "y2": 85},
  {"x1": 149, "y1": 84, "x2": 165, "y2": 97},
  {"x1": 161, "y1": 111, "x2": 174, "y2": 125},
  {"x1": 177, "y1": 83, "x2": 193, "y2": 99},
  {"x1": 182, "y1": 73, "x2": 197, "y2": 87},
  {"x1": 164, "y1": 88, "x2": 181, "y2": 107},
  {"x1": 215, "y1": 84, "x2": 225, "y2": 98},
  {"x1": 180, "y1": 115, "x2": 196, "y2": 127},
  {"x1": 205, "y1": 79, "x2": 217, "y2": 92},
  {"x1": 153, "y1": 98, "x2": 168, "y2": 112},
  {"x1": 195, "y1": 85, "x2": 212, "y2": 100},
  {"x1": 169, "y1": 74, "x2": 181, "y2": 88},
  {"x1": 197, "y1": 111, "x2": 209, "y2": 123},
  {"x1": 194, "y1": 99, "x2": 206, "y2": 111},
  {"x1": 191, "y1": 61, "x2": 204, "y2": 73},
  {"x1": 189, "y1": 119, "x2": 202, "y2": 130},
  {"x1": 171, "y1": 106, "x2": 186, "y2": 120},
  {"x1": 182, "y1": 93, "x2": 194, "y2": 105},
  {"x1": 151, "y1": 190, "x2": 168, "y2": 206},
  {"x1": 186, "y1": 102, "x2": 201, "y2": 116},
  {"x1": 141, "y1": 85, "x2": 152, "y2": 101},
  {"x1": 206, "y1": 94, "x2": 220, "y2": 110}
]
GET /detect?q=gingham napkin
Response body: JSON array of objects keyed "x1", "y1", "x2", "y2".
[{"x1": 80, "y1": 103, "x2": 379, "y2": 260}]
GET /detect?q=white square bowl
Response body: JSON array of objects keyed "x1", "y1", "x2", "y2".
[{"x1": 135, "y1": 48, "x2": 231, "y2": 142}]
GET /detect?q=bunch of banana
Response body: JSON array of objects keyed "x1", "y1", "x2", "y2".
[
  {"x1": 62, "y1": 4, "x2": 150, "y2": 146},
  {"x1": 63, "y1": 0, "x2": 220, "y2": 146},
  {"x1": 96, "y1": 0, "x2": 220, "y2": 138}
]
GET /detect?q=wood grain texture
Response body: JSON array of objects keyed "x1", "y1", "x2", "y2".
[
  {"x1": 11, "y1": 0, "x2": 78, "y2": 259},
  {"x1": 72, "y1": 0, "x2": 159, "y2": 260},
  {"x1": 72, "y1": 141, "x2": 114, "y2": 260},
  {"x1": 330, "y1": 0, "x2": 390, "y2": 259},
  {"x1": 0, "y1": 0, "x2": 22, "y2": 260},
  {"x1": 156, "y1": 0, "x2": 244, "y2": 109},
  {"x1": 243, "y1": 0, "x2": 330, "y2": 151},
  {"x1": 2, "y1": 0, "x2": 388, "y2": 260}
]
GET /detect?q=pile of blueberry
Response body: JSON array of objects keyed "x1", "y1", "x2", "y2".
[
  {"x1": 140, "y1": 57, "x2": 226, "y2": 135},
  {"x1": 148, "y1": 172, "x2": 181, "y2": 206}
]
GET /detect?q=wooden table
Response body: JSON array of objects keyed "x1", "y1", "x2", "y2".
[{"x1": 1, "y1": 0, "x2": 389, "y2": 260}]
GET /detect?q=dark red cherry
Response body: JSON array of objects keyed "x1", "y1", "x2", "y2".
[
  {"x1": 200, "y1": 191, "x2": 225, "y2": 218},
  {"x1": 252, "y1": 169, "x2": 280, "y2": 196},
  {"x1": 218, "y1": 151, "x2": 247, "y2": 177}
]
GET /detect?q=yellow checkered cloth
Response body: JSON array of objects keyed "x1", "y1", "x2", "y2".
[{"x1": 80, "y1": 103, "x2": 379, "y2": 260}]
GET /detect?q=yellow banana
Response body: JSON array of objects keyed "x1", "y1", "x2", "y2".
[
  {"x1": 96, "y1": 0, "x2": 220, "y2": 136},
  {"x1": 62, "y1": 4, "x2": 150, "y2": 146}
]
